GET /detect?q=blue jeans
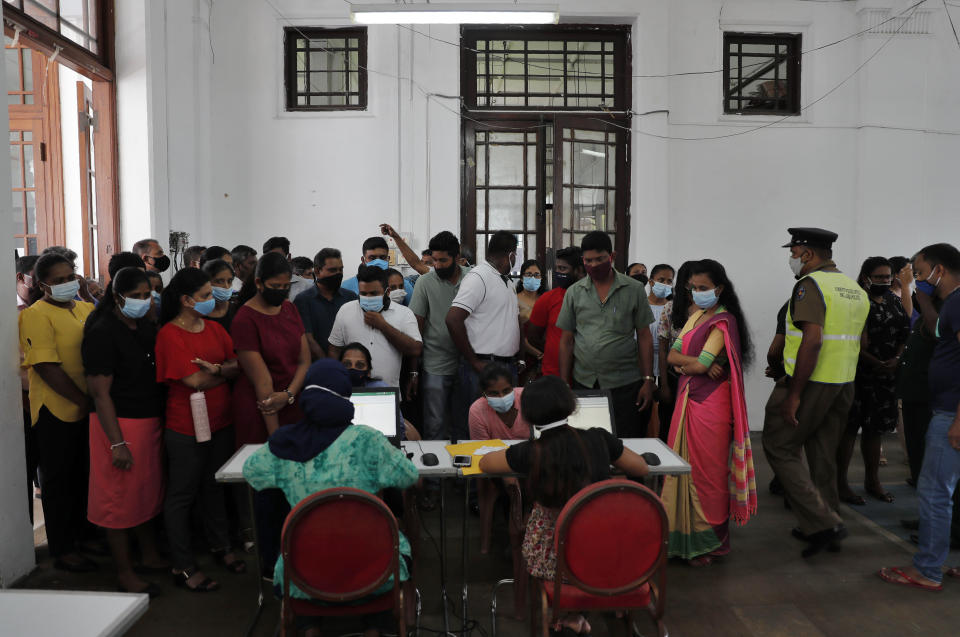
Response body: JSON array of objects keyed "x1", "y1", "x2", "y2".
[
  {"x1": 913, "y1": 410, "x2": 960, "y2": 584},
  {"x1": 421, "y1": 361, "x2": 472, "y2": 442}
]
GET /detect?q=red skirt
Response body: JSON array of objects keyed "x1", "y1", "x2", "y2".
[{"x1": 88, "y1": 415, "x2": 164, "y2": 529}]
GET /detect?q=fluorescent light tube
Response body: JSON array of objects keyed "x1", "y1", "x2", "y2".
[
  {"x1": 351, "y1": 3, "x2": 559, "y2": 25},
  {"x1": 581, "y1": 148, "x2": 606, "y2": 158}
]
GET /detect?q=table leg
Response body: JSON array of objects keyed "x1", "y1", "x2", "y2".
[
  {"x1": 439, "y1": 478, "x2": 451, "y2": 637},
  {"x1": 462, "y1": 482, "x2": 470, "y2": 637},
  {"x1": 244, "y1": 486, "x2": 265, "y2": 637}
]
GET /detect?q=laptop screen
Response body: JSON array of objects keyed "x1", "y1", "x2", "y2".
[
  {"x1": 567, "y1": 394, "x2": 615, "y2": 436},
  {"x1": 350, "y1": 389, "x2": 399, "y2": 438}
]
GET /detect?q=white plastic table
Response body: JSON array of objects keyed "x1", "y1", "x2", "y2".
[{"x1": 0, "y1": 590, "x2": 148, "y2": 637}]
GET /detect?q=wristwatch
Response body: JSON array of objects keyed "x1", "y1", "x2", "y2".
[{"x1": 284, "y1": 389, "x2": 295, "y2": 405}]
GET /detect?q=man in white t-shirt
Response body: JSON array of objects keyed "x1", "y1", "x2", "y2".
[
  {"x1": 328, "y1": 265, "x2": 422, "y2": 387},
  {"x1": 446, "y1": 231, "x2": 521, "y2": 398}
]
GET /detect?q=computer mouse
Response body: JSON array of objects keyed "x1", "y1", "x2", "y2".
[
  {"x1": 421, "y1": 452, "x2": 439, "y2": 466},
  {"x1": 641, "y1": 452, "x2": 661, "y2": 466}
]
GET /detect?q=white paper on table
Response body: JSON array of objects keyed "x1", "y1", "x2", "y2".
[{"x1": 472, "y1": 446, "x2": 506, "y2": 456}]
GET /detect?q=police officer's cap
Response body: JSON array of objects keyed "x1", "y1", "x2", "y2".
[{"x1": 782, "y1": 228, "x2": 838, "y2": 250}]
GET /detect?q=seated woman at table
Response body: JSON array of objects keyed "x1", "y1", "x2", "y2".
[
  {"x1": 469, "y1": 362, "x2": 532, "y2": 441},
  {"x1": 339, "y1": 342, "x2": 421, "y2": 441},
  {"x1": 469, "y1": 363, "x2": 532, "y2": 552},
  {"x1": 242, "y1": 359, "x2": 419, "y2": 637},
  {"x1": 479, "y1": 376, "x2": 650, "y2": 635}
]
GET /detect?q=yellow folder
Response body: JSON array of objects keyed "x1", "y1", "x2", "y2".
[{"x1": 444, "y1": 439, "x2": 508, "y2": 475}]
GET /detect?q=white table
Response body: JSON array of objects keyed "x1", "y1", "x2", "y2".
[
  {"x1": 0, "y1": 590, "x2": 148, "y2": 637},
  {"x1": 216, "y1": 437, "x2": 689, "y2": 482}
]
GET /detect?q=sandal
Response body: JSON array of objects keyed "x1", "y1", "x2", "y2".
[
  {"x1": 946, "y1": 567, "x2": 960, "y2": 579},
  {"x1": 172, "y1": 567, "x2": 219, "y2": 593},
  {"x1": 689, "y1": 555, "x2": 715, "y2": 567},
  {"x1": 210, "y1": 548, "x2": 247, "y2": 574},
  {"x1": 866, "y1": 488, "x2": 895, "y2": 503},
  {"x1": 878, "y1": 567, "x2": 942, "y2": 592},
  {"x1": 840, "y1": 493, "x2": 866, "y2": 506}
]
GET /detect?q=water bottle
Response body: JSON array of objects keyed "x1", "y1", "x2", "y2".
[{"x1": 190, "y1": 391, "x2": 212, "y2": 442}]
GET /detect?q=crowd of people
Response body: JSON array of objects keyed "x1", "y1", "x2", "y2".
[{"x1": 13, "y1": 223, "x2": 960, "y2": 631}]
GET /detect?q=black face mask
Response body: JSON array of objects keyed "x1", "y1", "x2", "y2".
[
  {"x1": 553, "y1": 271, "x2": 574, "y2": 289},
  {"x1": 261, "y1": 287, "x2": 289, "y2": 306},
  {"x1": 152, "y1": 255, "x2": 171, "y2": 273},
  {"x1": 436, "y1": 262, "x2": 458, "y2": 280},
  {"x1": 869, "y1": 283, "x2": 890, "y2": 297},
  {"x1": 347, "y1": 368, "x2": 369, "y2": 387},
  {"x1": 317, "y1": 273, "x2": 343, "y2": 290},
  {"x1": 632, "y1": 273, "x2": 649, "y2": 286}
]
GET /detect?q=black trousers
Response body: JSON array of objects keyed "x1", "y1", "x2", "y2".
[
  {"x1": 574, "y1": 379, "x2": 652, "y2": 438},
  {"x1": 903, "y1": 401, "x2": 932, "y2": 486},
  {"x1": 657, "y1": 371, "x2": 679, "y2": 444},
  {"x1": 23, "y1": 395, "x2": 37, "y2": 526},
  {"x1": 163, "y1": 426, "x2": 234, "y2": 570},
  {"x1": 33, "y1": 406, "x2": 90, "y2": 558},
  {"x1": 254, "y1": 488, "x2": 290, "y2": 575}
]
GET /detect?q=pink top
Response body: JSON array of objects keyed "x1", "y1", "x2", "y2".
[{"x1": 468, "y1": 388, "x2": 531, "y2": 441}]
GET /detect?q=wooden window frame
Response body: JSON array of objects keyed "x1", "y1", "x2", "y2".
[
  {"x1": 283, "y1": 26, "x2": 368, "y2": 112},
  {"x1": 4, "y1": 0, "x2": 119, "y2": 280},
  {"x1": 723, "y1": 32, "x2": 801, "y2": 116},
  {"x1": 461, "y1": 24, "x2": 632, "y2": 113}
]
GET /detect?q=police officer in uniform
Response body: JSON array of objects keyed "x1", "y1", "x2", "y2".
[{"x1": 762, "y1": 228, "x2": 870, "y2": 557}]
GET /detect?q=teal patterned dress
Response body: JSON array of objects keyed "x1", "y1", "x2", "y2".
[{"x1": 242, "y1": 425, "x2": 419, "y2": 599}]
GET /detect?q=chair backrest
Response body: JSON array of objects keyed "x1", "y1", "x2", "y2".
[
  {"x1": 554, "y1": 478, "x2": 667, "y2": 596},
  {"x1": 281, "y1": 487, "x2": 400, "y2": 602}
]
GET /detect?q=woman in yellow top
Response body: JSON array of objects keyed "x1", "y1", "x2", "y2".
[
  {"x1": 19, "y1": 252, "x2": 97, "y2": 573},
  {"x1": 660, "y1": 259, "x2": 757, "y2": 566}
]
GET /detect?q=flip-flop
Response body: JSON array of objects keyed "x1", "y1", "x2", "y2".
[
  {"x1": 946, "y1": 567, "x2": 960, "y2": 579},
  {"x1": 840, "y1": 494, "x2": 866, "y2": 506},
  {"x1": 866, "y1": 489, "x2": 895, "y2": 503},
  {"x1": 878, "y1": 567, "x2": 943, "y2": 592}
]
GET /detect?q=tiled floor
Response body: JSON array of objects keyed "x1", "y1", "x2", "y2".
[{"x1": 17, "y1": 433, "x2": 960, "y2": 637}]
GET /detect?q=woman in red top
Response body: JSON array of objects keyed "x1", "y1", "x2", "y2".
[
  {"x1": 156, "y1": 268, "x2": 244, "y2": 593},
  {"x1": 232, "y1": 252, "x2": 310, "y2": 574}
]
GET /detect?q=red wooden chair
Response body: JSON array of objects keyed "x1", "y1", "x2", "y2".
[
  {"x1": 534, "y1": 479, "x2": 669, "y2": 637},
  {"x1": 280, "y1": 487, "x2": 413, "y2": 637}
]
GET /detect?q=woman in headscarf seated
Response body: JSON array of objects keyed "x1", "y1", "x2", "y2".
[{"x1": 242, "y1": 358, "x2": 419, "y2": 637}]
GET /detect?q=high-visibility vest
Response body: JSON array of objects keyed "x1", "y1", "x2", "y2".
[{"x1": 784, "y1": 270, "x2": 869, "y2": 384}]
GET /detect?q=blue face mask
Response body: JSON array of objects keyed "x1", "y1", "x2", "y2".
[
  {"x1": 358, "y1": 295, "x2": 384, "y2": 313},
  {"x1": 652, "y1": 281, "x2": 672, "y2": 299},
  {"x1": 522, "y1": 276, "x2": 540, "y2": 292},
  {"x1": 152, "y1": 290, "x2": 161, "y2": 303},
  {"x1": 485, "y1": 391, "x2": 515, "y2": 413},
  {"x1": 211, "y1": 286, "x2": 233, "y2": 302},
  {"x1": 47, "y1": 279, "x2": 80, "y2": 302},
  {"x1": 120, "y1": 296, "x2": 152, "y2": 320},
  {"x1": 193, "y1": 297, "x2": 216, "y2": 316},
  {"x1": 366, "y1": 258, "x2": 389, "y2": 270},
  {"x1": 692, "y1": 288, "x2": 719, "y2": 310}
]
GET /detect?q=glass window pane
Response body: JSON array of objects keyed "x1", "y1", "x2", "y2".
[
  {"x1": 22, "y1": 50, "x2": 32, "y2": 92},
  {"x1": 10, "y1": 142, "x2": 21, "y2": 189},
  {"x1": 23, "y1": 143, "x2": 34, "y2": 188},
  {"x1": 573, "y1": 142, "x2": 607, "y2": 186},
  {"x1": 488, "y1": 144, "x2": 524, "y2": 186},
  {"x1": 23, "y1": 0, "x2": 58, "y2": 30},
  {"x1": 526, "y1": 191, "x2": 537, "y2": 231},
  {"x1": 6, "y1": 47, "x2": 21, "y2": 92},
  {"x1": 488, "y1": 190, "x2": 524, "y2": 230},
  {"x1": 607, "y1": 192, "x2": 616, "y2": 230},
  {"x1": 27, "y1": 236, "x2": 38, "y2": 255},
  {"x1": 476, "y1": 191, "x2": 486, "y2": 230},
  {"x1": 475, "y1": 144, "x2": 486, "y2": 186},
  {"x1": 24, "y1": 93, "x2": 33, "y2": 105},
  {"x1": 26, "y1": 190, "x2": 36, "y2": 233},
  {"x1": 11, "y1": 190, "x2": 23, "y2": 232}
]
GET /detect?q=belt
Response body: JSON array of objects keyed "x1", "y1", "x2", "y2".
[{"x1": 475, "y1": 354, "x2": 515, "y2": 364}]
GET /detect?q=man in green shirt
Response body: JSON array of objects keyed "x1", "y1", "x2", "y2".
[
  {"x1": 557, "y1": 231, "x2": 656, "y2": 438},
  {"x1": 408, "y1": 231, "x2": 472, "y2": 442}
]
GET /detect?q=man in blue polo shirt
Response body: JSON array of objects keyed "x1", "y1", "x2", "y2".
[
  {"x1": 881, "y1": 243, "x2": 960, "y2": 591},
  {"x1": 342, "y1": 235, "x2": 414, "y2": 300}
]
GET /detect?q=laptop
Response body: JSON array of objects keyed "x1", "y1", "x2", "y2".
[
  {"x1": 350, "y1": 387, "x2": 401, "y2": 445},
  {"x1": 567, "y1": 390, "x2": 617, "y2": 437}
]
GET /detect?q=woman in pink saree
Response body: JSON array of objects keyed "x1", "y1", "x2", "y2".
[{"x1": 661, "y1": 259, "x2": 758, "y2": 566}]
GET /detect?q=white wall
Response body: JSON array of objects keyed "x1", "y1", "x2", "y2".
[
  {"x1": 115, "y1": 0, "x2": 960, "y2": 427},
  {"x1": 1, "y1": 38, "x2": 36, "y2": 586}
]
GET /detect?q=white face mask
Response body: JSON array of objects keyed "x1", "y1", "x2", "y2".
[
  {"x1": 389, "y1": 288, "x2": 406, "y2": 304},
  {"x1": 531, "y1": 419, "x2": 569, "y2": 440},
  {"x1": 789, "y1": 255, "x2": 805, "y2": 279}
]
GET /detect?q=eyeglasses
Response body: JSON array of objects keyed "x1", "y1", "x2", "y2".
[{"x1": 523, "y1": 272, "x2": 542, "y2": 279}]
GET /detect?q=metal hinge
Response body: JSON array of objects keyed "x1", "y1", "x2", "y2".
[{"x1": 78, "y1": 110, "x2": 98, "y2": 132}]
